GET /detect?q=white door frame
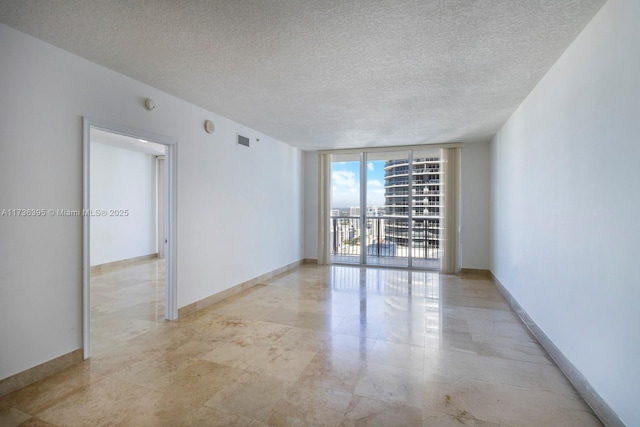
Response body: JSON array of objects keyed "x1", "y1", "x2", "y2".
[
  {"x1": 82, "y1": 117, "x2": 178, "y2": 359},
  {"x1": 156, "y1": 157, "x2": 166, "y2": 259}
]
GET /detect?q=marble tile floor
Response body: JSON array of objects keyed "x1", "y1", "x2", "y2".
[{"x1": 0, "y1": 262, "x2": 602, "y2": 426}]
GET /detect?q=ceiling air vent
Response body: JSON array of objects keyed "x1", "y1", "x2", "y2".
[{"x1": 237, "y1": 134, "x2": 250, "y2": 147}]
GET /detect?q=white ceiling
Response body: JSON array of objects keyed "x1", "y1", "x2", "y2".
[{"x1": 0, "y1": 1, "x2": 605, "y2": 150}]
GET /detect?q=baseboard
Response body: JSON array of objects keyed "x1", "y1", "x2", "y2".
[
  {"x1": 90, "y1": 253, "x2": 159, "y2": 275},
  {"x1": 0, "y1": 349, "x2": 83, "y2": 398},
  {"x1": 302, "y1": 258, "x2": 318, "y2": 265},
  {"x1": 490, "y1": 272, "x2": 624, "y2": 427},
  {"x1": 460, "y1": 268, "x2": 491, "y2": 277},
  {"x1": 178, "y1": 259, "x2": 304, "y2": 318}
]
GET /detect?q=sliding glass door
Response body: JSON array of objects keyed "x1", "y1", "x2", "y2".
[
  {"x1": 408, "y1": 148, "x2": 443, "y2": 270},
  {"x1": 330, "y1": 154, "x2": 362, "y2": 264},
  {"x1": 329, "y1": 147, "x2": 444, "y2": 270},
  {"x1": 365, "y1": 151, "x2": 410, "y2": 268}
]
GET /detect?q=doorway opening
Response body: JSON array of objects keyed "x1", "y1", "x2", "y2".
[{"x1": 82, "y1": 119, "x2": 177, "y2": 359}]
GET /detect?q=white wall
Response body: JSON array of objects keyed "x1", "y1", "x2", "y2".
[
  {"x1": 0, "y1": 23, "x2": 303, "y2": 381},
  {"x1": 490, "y1": 0, "x2": 639, "y2": 424},
  {"x1": 90, "y1": 142, "x2": 157, "y2": 266},
  {"x1": 461, "y1": 141, "x2": 491, "y2": 270},
  {"x1": 303, "y1": 151, "x2": 319, "y2": 260}
]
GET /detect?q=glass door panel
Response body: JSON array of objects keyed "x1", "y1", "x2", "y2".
[
  {"x1": 411, "y1": 148, "x2": 443, "y2": 270},
  {"x1": 330, "y1": 154, "x2": 361, "y2": 265},
  {"x1": 365, "y1": 151, "x2": 409, "y2": 268}
]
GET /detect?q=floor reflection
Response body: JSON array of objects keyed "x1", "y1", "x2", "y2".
[
  {"x1": 329, "y1": 265, "x2": 442, "y2": 349},
  {"x1": 1, "y1": 262, "x2": 602, "y2": 426}
]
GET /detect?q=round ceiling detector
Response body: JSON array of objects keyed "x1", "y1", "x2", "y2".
[
  {"x1": 144, "y1": 98, "x2": 156, "y2": 111},
  {"x1": 204, "y1": 120, "x2": 215, "y2": 134}
]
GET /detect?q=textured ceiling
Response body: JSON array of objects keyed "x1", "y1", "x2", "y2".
[{"x1": 0, "y1": 1, "x2": 605, "y2": 150}]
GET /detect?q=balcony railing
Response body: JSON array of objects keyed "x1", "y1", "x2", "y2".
[
  {"x1": 384, "y1": 158, "x2": 440, "y2": 170},
  {"x1": 413, "y1": 168, "x2": 441, "y2": 174},
  {"x1": 330, "y1": 216, "x2": 441, "y2": 263}
]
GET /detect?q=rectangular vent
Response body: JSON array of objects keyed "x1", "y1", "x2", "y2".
[{"x1": 237, "y1": 134, "x2": 250, "y2": 147}]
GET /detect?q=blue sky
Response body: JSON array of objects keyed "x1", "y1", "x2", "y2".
[{"x1": 331, "y1": 160, "x2": 385, "y2": 208}]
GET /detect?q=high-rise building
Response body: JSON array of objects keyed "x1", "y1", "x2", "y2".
[{"x1": 383, "y1": 157, "x2": 442, "y2": 258}]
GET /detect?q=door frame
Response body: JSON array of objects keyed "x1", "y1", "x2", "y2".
[
  {"x1": 82, "y1": 117, "x2": 178, "y2": 359},
  {"x1": 156, "y1": 156, "x2": 166, "y2": 259}
]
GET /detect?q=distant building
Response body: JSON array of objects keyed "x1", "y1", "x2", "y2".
[
  {"x1": 330, "y1": 209, "x2": 340, "y2": 217},
  {"x1": 349, "y1": 206, "x2": 360, "y2": 217},
  {"x1": 384, "y1": 157, "x2": 442, "y2": 258},
  {"x1": 366, "y1": 206, "x2": 381, "y2": 217}
]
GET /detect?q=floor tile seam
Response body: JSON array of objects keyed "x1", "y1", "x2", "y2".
[
  {"x1": 266, "y1": 306, "x2": 339, "y2": 316},
  {"x1": 106, "y1": 359, "x2": 202, "y2": 392},
  {"x1": 299, "y1": 377, "x2": 362, "y2": 392},
  {"x1": 239, "y1": 368, "x2": 306, "y2": 385},
  {"x1": 422, "y1": 344, "x2": 480, "y2": 357},
  {"x1": 264, "y1": 383, "x2": 354, "y2": 425},
  {"x1": 221, "y1": 366, "x2": 299, "y2": 391},
  {"x1": 371, "y1": 338, "x2": 427, "y2": 351},
  {"x1": 108, "y1": 374, "x2": 165, "y2": 394},
  {"x1": 464, "y1": 336, "x2": 555, "y2": 356},
  {"x1": 349, "y1": 393, "x2": 426, "y2": 415},
  {"x1": 201, "y1": 399, "x2": 271, "y2": 425},
  {"x1": 461, "y1": 353, "x2": 555, "y2": 367},
  {"x1": 201, "y1": 376, "x2": 313, "y2": 422},
  {"x1": 357, "y1": 359, "x2": 426, "y2": 376},
  {"x1": 423, "y1": 344, "x2": 554, "y2": 366},
  {"x1": 423, "y1": 407, "x2": 496, "y2": 426},
  {"x1": 19, "y1": 416, "x2": 62, "y2": 427},
  {"x1": 9, "y1": 405, "x2": 38, "y2": 421},
  {"x1": 469, "y1": 351, "x2": 571, "y2": 373},
  {"x1": 221, "y1": 338, "x2": 315, "y2": 352},
  {"x1": 379, "y1": 335, "x2": 432, "y2": 351},
  {"x1": 421, "y1": 374, "x2": 583, "y2": 401},
  {"x1": 464, "y1": 324, "x2": 528, "y2": 334},
  {"x1": 466, "y1": 336, "x2": 551, "y2": 350},
  {"x1": 466, "y1": 321, "x2": 537, "y2": 333},
  {"x1": 229, "y1": 317, "x2": 309, "y2": 332},
  {"x1": 315, "y1": 350, "x2": 377, "y2": 361},
  {"x1": 311, "y1": 353, "x2": 379, "y2": 368},
  {"x1": 193, "y1": 352, "x2": 306, "y2": 382},
  {"x1": 21, "y1": 367, "x2": 113, "y2": 403},
  {"x1": 14, "y1": 375, "x2": 112, "y2": 418},
  {"x1": 461, "y1": 311, "x2": 522, "y2": 321},
  {"x1": 378, "y1": 325, "x2": 433, "y2": 339},
  {"x1": 422, "y1": 362, "x2": 564, "y2": 384},
  {"x1": 364, "y1": 359, "x2": 427, "y2": 373},
  {"x1": 34, "y1": 382, "x2": 150, "y2": 422}
]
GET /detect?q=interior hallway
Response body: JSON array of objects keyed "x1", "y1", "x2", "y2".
[{"x1": 0, "y1": 263, "x2": 601, "y2": 426}]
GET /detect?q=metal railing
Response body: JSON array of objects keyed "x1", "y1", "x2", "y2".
[{"x1": 330, "y1": 216, "x2": 440, "y2": 261}]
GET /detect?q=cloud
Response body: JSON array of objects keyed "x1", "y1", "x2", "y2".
[
  {"x1": 368, "y1": 162, "x2": 375, "y2": 171},
  {"x1": 332, "y1": 170, "x2": 360, "y2": 207},
  {"x1": 332, "y1": 172, "x2": 386, "y2": 208},
  {"x1": 332, "y1": 170, "x2": 357, "y2": 187},
  {"x1": 366, "y1": 180, "x2": 384, "y2": 206}
]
